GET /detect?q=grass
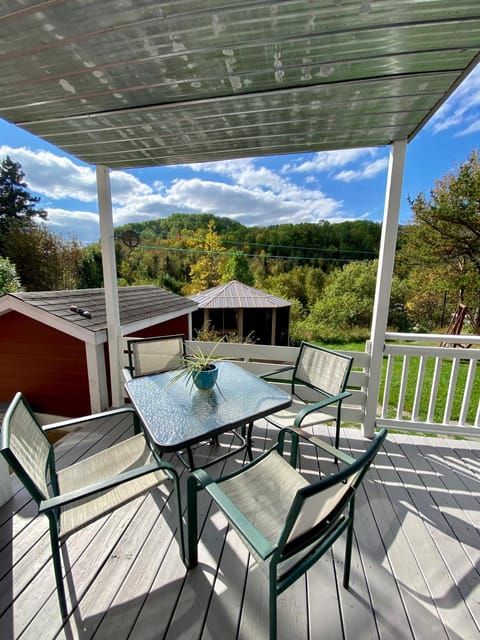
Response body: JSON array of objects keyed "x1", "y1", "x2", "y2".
[
  {"x1": 322, "y1": 340, "x2": 479, "y2": 426},
  {"x1": 381, "y1": 354, "x2": 479, "y2": 425}
]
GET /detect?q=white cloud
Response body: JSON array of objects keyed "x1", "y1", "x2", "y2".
[
  {"x1": 284, "y1": 148, "x2": 376, "y2": 173},
  {"x1": 182, "y1": 157, "x2": 285, "y2": 191},
  {"x1": 335, "y1": 157, "x2": 389, "y2": 182},
  {"x1": 0, "y1": 144, "x2": 357, "y2": 242},
  {"x1": 45, "y1": 207, "x2": 100, "y2": 243},
  {"x1": 113, "y1": 175, "x2": 344, "y2": 228},
  {"x1": 0, "y1": 145, "x2": 152, "y2": 203},
  {"x1": 430, "y1": 64, "x2": 480, "y2": 135}
]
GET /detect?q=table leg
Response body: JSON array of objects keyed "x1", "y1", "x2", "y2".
[{"x1": 246, "y1": 422, "x2": 253, "y2": 461}]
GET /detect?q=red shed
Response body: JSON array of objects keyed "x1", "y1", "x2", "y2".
[{"x1": 0, "y1": 286, "x2": 197, "y2": 419}]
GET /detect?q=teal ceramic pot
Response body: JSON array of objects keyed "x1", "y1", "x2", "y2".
[{"x1": 193, "y1": 365, "x2": 218, "y2": 390}]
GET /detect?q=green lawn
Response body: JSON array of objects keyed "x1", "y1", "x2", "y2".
[{"x1": 323, "y1": 341, "x2": 479, "y2": 425}]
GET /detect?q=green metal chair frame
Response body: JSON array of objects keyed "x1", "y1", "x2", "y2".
[
  {"x1": 186, "y1": 426, "x2": 387, "y2": 640},
  {"x1": 264, "y1": 341, "x2": 354, "y2": 451},
  {"x1": 0, "y1": 392, "x2": 185, "y2": 618},
  {"x1": 126, "y1": 333, "x2": 186, "y2": 378}
]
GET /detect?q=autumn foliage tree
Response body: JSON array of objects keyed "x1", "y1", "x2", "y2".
[
  {"x1": 183, "y1": 220, "x2": 227, "y2": 294},
  {"x1": 403, "y1": 149, "x2": 480, "y2": 328}
]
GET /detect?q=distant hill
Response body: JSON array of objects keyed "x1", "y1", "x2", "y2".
[{"x1": 115, "y1": 214, "x2": 382, "y2": 266}]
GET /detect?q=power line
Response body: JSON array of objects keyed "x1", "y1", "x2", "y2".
[{"x1": 138, "y1": 244, "x2": 374, "y2": 264}]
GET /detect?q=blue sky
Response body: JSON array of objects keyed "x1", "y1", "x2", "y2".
[{"x1": 1, "y1": 64, "x2": 479, "y2": 245}]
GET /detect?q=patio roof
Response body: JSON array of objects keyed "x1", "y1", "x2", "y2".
[{"x1": 0, "y1": 1, "x2": 479, "y2": 169}]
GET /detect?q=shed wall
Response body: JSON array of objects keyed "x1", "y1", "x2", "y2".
[
  {"x1": 0, "y1": 311, "x2": 90, "y2": 416},
  {"x1": 126, "y1": 315, "x2": 190, "y2": 339}
]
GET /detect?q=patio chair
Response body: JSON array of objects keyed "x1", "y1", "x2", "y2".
[
  {"x1": 0, "y1": 392, "x2": 185, "y2": 618},
  {"x1": 126, "y1": 333, "x2": 186, "y2": 378},
  {"x1": 186, "y1": 426, "x2": 387, "y2": 640},
  {"x1": 263, "y1": 342, "x2": 353, "y2": 451}
]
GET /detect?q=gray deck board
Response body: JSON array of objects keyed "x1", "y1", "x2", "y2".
[{"x1": 1, "y1": 417, "x2": 479, "y2": 640}]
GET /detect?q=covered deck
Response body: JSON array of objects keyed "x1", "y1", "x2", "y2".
[{"x1": 1, "y1": 413, "x2": 479, "y2": 639}]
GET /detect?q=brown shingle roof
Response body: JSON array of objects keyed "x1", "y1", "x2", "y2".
[{"x1": 188, "y1": 281, "x2": 291, "y2": 309}]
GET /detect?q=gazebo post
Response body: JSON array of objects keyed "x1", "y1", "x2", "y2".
[
  {"x1": 96, "y1": 165, "x2": 123, "y2": 407},
  {"x1": 364, "y1": 139, "x2": 407, "y2": 437}
]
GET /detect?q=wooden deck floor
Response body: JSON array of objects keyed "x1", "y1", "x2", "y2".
[{"x1": 1, "y1": 414, "x2": 479, "y2": 640}]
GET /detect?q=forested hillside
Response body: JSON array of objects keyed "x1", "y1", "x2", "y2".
[{"x1": 2, "y1": 151, "x2": 479, "y2": 346}]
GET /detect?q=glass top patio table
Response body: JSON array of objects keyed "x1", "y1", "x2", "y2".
[{"x1": 125, "y1": 361, "x2": 291, "y2": 465}]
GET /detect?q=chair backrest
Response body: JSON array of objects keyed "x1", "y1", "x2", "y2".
[
  {"x1": 282, "y1": 428, "x2": 386, "y2": 551},
  {"x1": 1, "y1": 392, "x2": 55, "y2": 503},
  {"x1": 127, "y1": 334, "x2": 186, "y2": 377},
  {"x1": 293, "y1": 342, "x2": 353, "y2": 398}
]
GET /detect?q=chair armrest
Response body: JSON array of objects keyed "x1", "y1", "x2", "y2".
[
  {"x1": 191, "y1": 469, "x2": 276, "y2": 560},
  {"x1": 42, "y1": 406, "x2": 137, "y2": 432},
  {"x1": 293, "y1": 390, "x2": 351, "y2": 428},
  {"x1": 39, "y1": 460, "x2": 165, "y2": 512},
  {"x1": 279, "y1": 426, "x2": 356, "y2": 465},
  {"x1": 122, "y1": 368, "x2": 133, "y2": 382},
  {"x1": 259, "y1": 364, "x2": 294, "y2": 380}
]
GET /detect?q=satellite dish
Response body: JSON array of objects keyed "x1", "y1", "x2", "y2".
[{"x1": 120, "y1": 229, "x2": 140, "y2": 249}]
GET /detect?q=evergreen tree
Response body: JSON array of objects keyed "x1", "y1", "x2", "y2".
[{"x1": 0, "y1": 156, "x2": 47, "y2": 245}]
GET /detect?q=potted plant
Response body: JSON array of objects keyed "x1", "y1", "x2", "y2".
[{"x1": 168, "y1": 338, "x2": 228, "y2": 390}]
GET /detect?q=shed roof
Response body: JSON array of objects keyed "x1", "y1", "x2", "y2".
[
  {"x1": 0, "y1": 286, "x2": 197, "y2": 343},
  {"x1": 189, "y1": 280, "x2": 291, "y2": 309},
  {"x1": 0, "y1": 2, "x2": 478, "y2": 169}
]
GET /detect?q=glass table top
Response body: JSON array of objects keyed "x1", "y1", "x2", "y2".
[{"x1": 125, "y1": 361, "x2": 291, "y2": 451}]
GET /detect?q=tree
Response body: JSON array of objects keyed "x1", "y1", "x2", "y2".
[
  {"x1": 0, "y1": 256, "x2": 21, "y2": 294},
  {"x1": 3, "y1": 224, "x2": 83, "y2": 291},
  {"x1": 298, "y1": 260, "x2": 407, "y2": 341},
  {"x1": 0, "y1": 156, "x2": 47, "y2": 245},
  {"x1": 222, "y1": 252, "x2": 254, "y2": 286},
  {"x1": 405, "y1": 149, "x2": 480, "y2": 325},
  {"x1": 183, "y1": 220, "x2": 227, "y2": 294}
]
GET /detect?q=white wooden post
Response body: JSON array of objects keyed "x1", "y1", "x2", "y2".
[
  {"x1": 85, "y1": 341, "x2": 109, "y2": 412},
  {"x1": 363, "y1": 139, "x2": 407, "y2": 437},
  {"x1": 96, "y1": 165, "x2": 123, "y2": 407}
]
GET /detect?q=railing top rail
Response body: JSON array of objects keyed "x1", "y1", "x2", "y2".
[
  {"x1": 384, "y1": 343, "x2": 480, "y2": 358},
  {"x1": 385, "y1": 332, "x2": 480, "y2": 345}
]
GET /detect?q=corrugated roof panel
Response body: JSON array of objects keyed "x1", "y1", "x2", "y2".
[{"x1": 0, "y1": 1, "x2": 478, "y2": 168}]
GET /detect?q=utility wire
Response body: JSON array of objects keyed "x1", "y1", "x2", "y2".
[{"x1": 138, "y1": 244, "x2": 375, "y2": 263}]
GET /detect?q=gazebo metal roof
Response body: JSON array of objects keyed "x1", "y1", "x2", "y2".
[
  {"x1": 0, "y1": 1, "x2": 479, "y2": 169},
  {"x1": 189, "y1": 280, "x2": 291, "y2": 309}
]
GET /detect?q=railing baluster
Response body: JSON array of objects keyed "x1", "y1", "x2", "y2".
[
  {"x1": 459, "y1": 359, "x2": 476, "y2": 426},
  {"x1": 427, "y1": 357, "x2": 442, "y2": 423},
  {"x1": 412, "y1": 355, "x2": 426, "y2": 421},
  {"x1": 396, "y1": 355, "x2": 410, "y2": 420},
  {"x1": 382, "y1": 354, "x2": 394, "y2": 419},
  {"x1": 443, "y1": 357, "x2": 460, "y2": 424}
]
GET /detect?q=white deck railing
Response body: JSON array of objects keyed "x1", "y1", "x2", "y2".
[
  {"x1": 121, "y1": 336, "x2": 480, "y2": 439},
  {"x1": 377, "y1": 332, "x2": 480, "y2": 438}
]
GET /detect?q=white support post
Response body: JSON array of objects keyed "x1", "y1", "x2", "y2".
[
  {"x1": 96, "y1": 165, "x2": 123, "y2": 408},
  {"x1": 363, "y1": 139, "x2": 407, "y2": 437},
  {"x1": 85, "y1": 341, "x2": 109, "y2": 412}
]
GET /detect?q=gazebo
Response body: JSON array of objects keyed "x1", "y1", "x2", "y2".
[
  {"x1": 0, "y1": 1, "x2": 479, "y2": 427},
  {"x1": 189, "y1": 280, "x2": 291, "y2": 345}
]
